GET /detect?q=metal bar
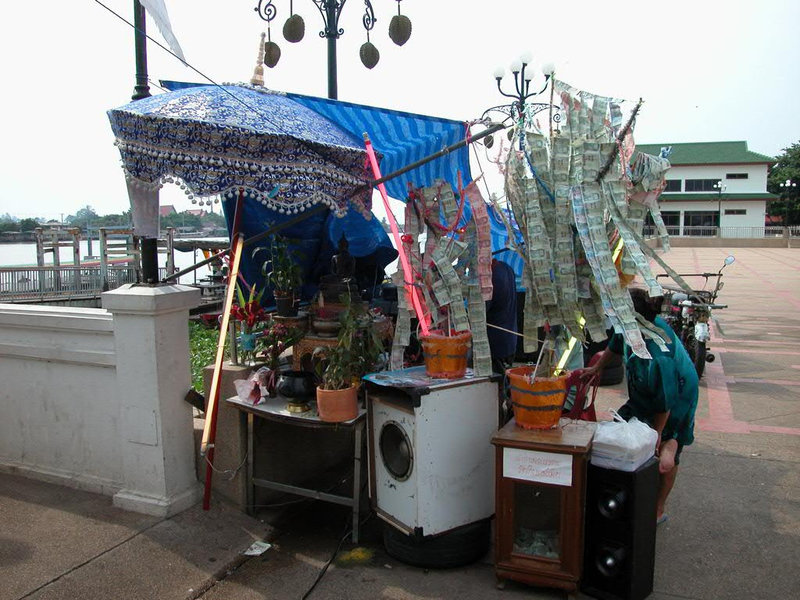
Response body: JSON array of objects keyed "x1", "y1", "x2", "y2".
[
  {"x1": 368, "y1": 122, "x2": 506, "y2": 189},
  {"x1": 246, "y1": 412, "x2": 254, "y2": 516},
  {"x1": 352, "y1": 420, "x2": 363, "y2": 543},
  {"x1": 161, "y1": 204, "x2": 328, "y2": 282},
  {"x1": 202, "y1": 234, "x2": 246, "y2": 510},
  {"x1": 131, "y1": 1, "x2": 151, "y2": 101},
  {"x1": 250, "y1": 477, "x2": 354, "y2": 507}
]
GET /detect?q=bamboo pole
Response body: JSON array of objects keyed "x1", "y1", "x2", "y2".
[{"x1": 201, "y1": 233, "x2": 245, "y2": 510}]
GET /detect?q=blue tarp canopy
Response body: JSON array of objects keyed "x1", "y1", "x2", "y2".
[{"x1": 158, "y1": 81, "x2": 522, "y2": 297}]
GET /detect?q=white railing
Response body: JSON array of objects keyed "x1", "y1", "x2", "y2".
[
  {"x1": 643, "y1": 226, "x2": 800, "y2": 239},
  {"x1": 0, "y1": 265, "x2": 166, "y2": 302}
]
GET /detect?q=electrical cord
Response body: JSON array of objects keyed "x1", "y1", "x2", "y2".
[{"x1": 299, "y1": 510, "x2": 375, "y2": 600}]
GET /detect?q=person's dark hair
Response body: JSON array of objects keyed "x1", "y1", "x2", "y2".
[{"x1": 629, "y1": 287, "x2": 663, "y2": 323}]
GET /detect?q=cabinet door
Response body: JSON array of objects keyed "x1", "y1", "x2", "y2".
[{"x1": 495, "y1": 454, "x2": 586, "y2": 582}]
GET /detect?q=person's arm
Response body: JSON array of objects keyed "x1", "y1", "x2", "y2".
[
  {"x1": 578, "y1": 344, "x2": 620, "y2": 380},
  {"x1": 651, "y1": 410, "x2": 671, "y2": 455}
]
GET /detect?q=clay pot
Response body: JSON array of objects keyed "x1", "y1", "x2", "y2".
[
  {"x1": 316, "y1": 384, "x2": 358, "y2": 422},
  {"x1": 419, "y1": 330, "x2": 472, "y2": 379},
  {"x1": 275, "y1": 292, "x2": 297, "y2": 317},
  {"x1": 311, "y1": 317, "x2": 341, "y2": 337}
]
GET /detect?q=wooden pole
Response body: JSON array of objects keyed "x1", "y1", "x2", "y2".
[{"x1": 201, "y1": 234, "x2": 245, "y2": 510}]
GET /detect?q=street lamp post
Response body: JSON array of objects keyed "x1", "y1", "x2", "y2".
[
  {"x1": 254, "y1": 1, "x2": 412, "y2": 100},
  {"x1": 780, "y1": 179, "x2": 797, "y2": 230},
  {"x1": 483, "y1": 54, "x2": 554, "y2": 152},
  {"x1": 713, "y1": 180, "x2": 726, "y2": 237},
  {"x1": 130, "y1": 0, "x2": 159, "y2": 283}
]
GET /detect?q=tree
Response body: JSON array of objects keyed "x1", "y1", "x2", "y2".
[
  {"x1": 767, "y1": 141, "x2": 800, "y2": 225},
  {"x1": 66, "y1": 206, "x2": 100, "y2": 229},
  {"x1": 19, "y1": 218, "x2": 39, "y2": 232}
]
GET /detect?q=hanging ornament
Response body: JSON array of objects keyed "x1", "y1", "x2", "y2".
[
  {"x1": 264, "y1": 39, "x2": 281, "y2": 68},
  {"x1": 360, "y1": 1, "x2": 379, "y2": 69},
  {"x1": 388, "y1": 1, "x2": 412, "y2": 46},
  {"x1": 360, "y1": 35, "x2": 379, "y2": 69},
  {"x1": 258, "y1": 1, "x2": 281, "y2": 68},
  {"x1": 250, "y1": 32, "x2": 266, "y2": 86},
  {"x1": 283, "y1": 1, "x2": 305, "y2": 42}
]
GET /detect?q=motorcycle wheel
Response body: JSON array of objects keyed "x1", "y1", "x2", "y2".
[{"x1": 683, "y1": 332, "x2": 707, "y2": 379}]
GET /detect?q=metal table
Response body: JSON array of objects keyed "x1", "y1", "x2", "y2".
[{"x1": 225, "y1": 394, "x2": 366, "y2": 542}]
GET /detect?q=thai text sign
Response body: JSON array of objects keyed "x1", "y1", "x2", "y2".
[{"x1": 503, "y1": 447, "x2": 573, "y2": 487}]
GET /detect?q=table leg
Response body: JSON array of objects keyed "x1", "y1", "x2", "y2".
[
  {"x1": 246, "y1": 412, "x2": 254, "y2": 516},
  {"x1": 352, "y1": 420, "x2": 364, "y2": 543}
]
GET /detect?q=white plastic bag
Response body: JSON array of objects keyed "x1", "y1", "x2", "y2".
[
  {"x1": 233, "y1": 367, "x2": 274, "y2": 405},
  {"x1": 590, "y1": 410, "x2": 658, "y2": 472}
]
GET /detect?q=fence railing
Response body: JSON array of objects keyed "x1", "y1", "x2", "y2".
[
  {"x1": 0, "y1": 265, "x2": 167, "y2": 302},
  {"x1": 643, "y1": 225, "x2": 800, "y2": 239}
]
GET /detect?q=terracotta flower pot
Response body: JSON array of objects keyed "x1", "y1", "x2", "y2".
[
  {"x1": 419, "y1": 330, "x2": 472, "y2": 379},
  {"x1": 316, "y1": 384, "x2": 358, "y2": 422}
]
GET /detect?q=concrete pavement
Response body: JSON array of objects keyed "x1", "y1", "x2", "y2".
[{"x1": 2, "y1": 248, "x2": 798, "y2": 599}]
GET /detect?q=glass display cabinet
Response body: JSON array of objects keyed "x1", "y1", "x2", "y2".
[{"x1": 491, "y1": 418, "x2": 595, "y2": 593}]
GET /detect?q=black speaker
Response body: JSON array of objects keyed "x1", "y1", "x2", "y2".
[{"x1": 582, "y1": 457, "x2": 659, "y2": 600}]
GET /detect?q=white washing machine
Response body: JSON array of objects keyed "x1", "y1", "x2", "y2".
[{"x1": 365, "y1": 367, "x2": 499, "y2": 537}]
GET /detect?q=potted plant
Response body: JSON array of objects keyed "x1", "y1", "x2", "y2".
[
  {"x1": 256, "y1": 320, "x2": 307, "y2": 403},
  {"x1": 258, "y1": 235, "x2": 302, "y2": 317},
  {"x1": 316, "y1": 294, "x2": 383, "y2": 422},
  {"x1": 230, "y1": 283, "x2": 266, "y2": 365}
]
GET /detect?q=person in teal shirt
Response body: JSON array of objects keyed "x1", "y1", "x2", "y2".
[{"x1": 584, "y1": 287, "x2": 699, "y2": 524}]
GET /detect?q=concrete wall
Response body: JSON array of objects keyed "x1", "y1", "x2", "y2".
[
  {"x1": 0, "y1": 305, "x2": 120, "y2": 494},
  {"x1": 663, "y1": 163, "x2": 770, "y2": 230},
  {"x1": 0, "y1": 284, "x2": 203, "y2": 517},
  {"x1": 667, "y1": 164, "x2": 768, "y2": 194}
]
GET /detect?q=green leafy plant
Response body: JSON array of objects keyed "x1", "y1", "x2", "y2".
[
  {"x1": 189, "y1": 320, "x2": 228, "y2": 392},
  {"x1": 256, "y1": 235, "x2": 303, "y2": 296},
  {"x1": 318, "y1": 294, "x2": 384, "y2": 391}
]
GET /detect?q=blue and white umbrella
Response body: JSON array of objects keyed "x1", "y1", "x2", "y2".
[{"x1": 107, "y1": 83, "x2": 372, "y2": 220}]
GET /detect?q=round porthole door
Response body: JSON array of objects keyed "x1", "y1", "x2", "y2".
[{"x1": 379, "y1": 420, "x2": 413, "y2": 481}]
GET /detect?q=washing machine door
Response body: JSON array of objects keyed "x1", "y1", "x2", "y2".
[{"x1": 370, "y1": 396, "x2": 419, "y2": 532}]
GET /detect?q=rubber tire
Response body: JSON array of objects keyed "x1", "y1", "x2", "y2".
[
  {"x1": 383, "y1": 519, "x2": 491, "y2": 569},
  {"x1": 683, "y1": 333, "x2": 707, "y2": 379},
  {"x1": 599, "y1": 356, "x2": 624, "y2": 386}
]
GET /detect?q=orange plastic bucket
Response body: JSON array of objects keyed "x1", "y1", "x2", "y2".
[
  {"x1": 506, "y1": 366, "x2": 580, "y2": 429},
  {"x1": 420, "y1": 330, "x2": 472, "y2": 379}
]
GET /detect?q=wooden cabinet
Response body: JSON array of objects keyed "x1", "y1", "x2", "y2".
[{"x1": 491, "y1": 419, "x2": 595, "y2": 593}]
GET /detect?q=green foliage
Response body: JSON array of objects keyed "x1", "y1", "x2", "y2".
[
  {"x1": 319, "y1": 294, "x2": 383, "y2": 391},
  {"x1": 189, "y1": 320, "x2": 227, "y2": 392},
  {"x1": 767, "y1": 141, "x2": 800, "y2": 225},
  {"x1": 161, "y1": 211, "x2": 203, "y2": 230},
  {"x1": 19, "y1": 218, "x2": 38, "y2": 232},
  {"x1": 65, "y1": 206, "x2": 99, "y2": 227},
  {"x1": 257, "y1": 235, "x2": 303, "y2": 294},
  {"x1": 94, "y1": 211, "x2": 132, "y2": 228}
]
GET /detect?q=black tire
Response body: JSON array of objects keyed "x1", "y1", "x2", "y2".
[
  {"x1": 682, "y1": 332, "x2": 707, "y2": 379},
  {"x1": 383, "y1": 519, "x2": 491, "y2": 569},
  {"x1": 599, "y1": 357, "x2": 624, "y2": 386}
]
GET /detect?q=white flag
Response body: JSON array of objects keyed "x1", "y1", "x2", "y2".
[{"x1": 139, "y1": 0, "x2": 186, "y2": 62}]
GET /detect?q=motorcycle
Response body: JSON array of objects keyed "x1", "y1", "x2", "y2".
[{"x1": 657, "y1": 255, "x2": 735, "y2": 378}]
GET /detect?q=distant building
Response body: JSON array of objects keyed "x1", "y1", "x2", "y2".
[
  {"x1": 160, "y1": 205, "x2": 177, "y2": 217},
  {"x1": 185, "y1": 209, "x2": 206, "y2": 217},
  {"x1": 636, "y1": 141, "x2": 778, "y2": 236}
]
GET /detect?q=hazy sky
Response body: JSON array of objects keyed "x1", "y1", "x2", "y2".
[{"x1": 1, "y1": 0, "x2": 798, "y2": 223}]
